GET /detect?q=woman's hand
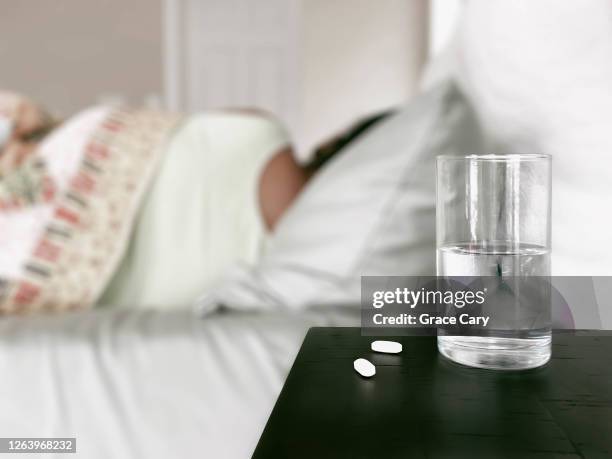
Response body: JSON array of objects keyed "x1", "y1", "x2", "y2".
[
  {"x1": 0, "y1": 91, "x2": 54, "y2": 173},
  {"x1": 0, "y1": 91, "x2": 53, "y2": 142}
]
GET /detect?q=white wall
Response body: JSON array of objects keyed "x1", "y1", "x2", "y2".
[
  {"x1": 165, "y1": 0, "x2": 429, "y2": 157},
  {"x1": 0, "y1": 0, "x2": 163, "y2": 117},
  {"x1": 1, "y1": 0, "x2": 430, "y2": 156},
  {"x1": 299, "y1": 0, "x2": 428, "y2": 154}
]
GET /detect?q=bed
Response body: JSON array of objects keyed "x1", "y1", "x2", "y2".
[
  {"x1": 0, "y1": 11, "x2": 442, "y2": 457},
  {"x1": 0, "y1": 306, "x2": 360, "y2": 458}
]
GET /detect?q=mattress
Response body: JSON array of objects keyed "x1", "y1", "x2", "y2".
[{"x1": 0, "y1": 306, "x2": 360, "y2": 458}]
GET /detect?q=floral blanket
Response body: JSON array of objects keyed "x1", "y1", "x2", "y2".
[{"x1": 0, "y1": 109, "x2": 182, "y2": 314}]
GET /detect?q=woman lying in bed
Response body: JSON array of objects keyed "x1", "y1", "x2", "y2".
[{"x1": 0, "y1": 91, "x2": 388, "y2": 312}]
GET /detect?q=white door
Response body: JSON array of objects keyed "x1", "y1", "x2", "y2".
[
  {"x1": 165, "y1": 0, "x2": 299, "y2": 130},
  {"x1": 164, "y1": 0, "x2": 427, "y2": 155}
]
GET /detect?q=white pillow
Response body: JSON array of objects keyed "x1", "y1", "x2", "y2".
[
  {"x1": 196, "y1": 81, "x2": 484, "y2": 314},
  {"x1": 452, "y1": 0, "x2": 612, "y2": 275}
]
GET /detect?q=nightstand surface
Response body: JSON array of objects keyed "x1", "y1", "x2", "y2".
[{"x1": 253, "y1": 327, "x2": 612, "y2": 458}]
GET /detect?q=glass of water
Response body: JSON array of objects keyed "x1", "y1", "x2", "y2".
[{"x1": 436, "y1": 154, "x2": 552, "y2": 370}]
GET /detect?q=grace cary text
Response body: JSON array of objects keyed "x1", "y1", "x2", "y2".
[{"x1": 372, "y1": 313, "x2": 490, "y2": 327}]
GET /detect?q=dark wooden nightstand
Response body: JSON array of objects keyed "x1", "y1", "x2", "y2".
[{"x1": 253, "y1": 327, "x2": 612, "y2": 458}]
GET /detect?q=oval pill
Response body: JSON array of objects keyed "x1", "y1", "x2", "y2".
[
  {"x1": 371, "y1": 340, "x2": 402, "y2": 354},
  {"x1": 353, "y1": 358, "x2": 376, "y2": 378}
]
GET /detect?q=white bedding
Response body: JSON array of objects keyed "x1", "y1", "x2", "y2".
[
  {"x1": 100, "y1": 113, "x2": 291, "y2": 309},
  {"x1": 0, "y1": 307, "x2": 359, "y2": 458},
  {"x1": 0, "y1": 106, "x2": 111, "y2": 280}
]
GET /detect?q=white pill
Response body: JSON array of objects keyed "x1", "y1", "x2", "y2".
[
  {"x1": 371, "y1": 340, "x2": 402, "y2": 354},
  {"x1": 353, "y1": 358, "x2": 376, "y2": 378}
]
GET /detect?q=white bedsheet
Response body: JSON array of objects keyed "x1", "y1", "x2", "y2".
[{"x1": 0, "y1": 307, "x2": 359, "y2": 459}]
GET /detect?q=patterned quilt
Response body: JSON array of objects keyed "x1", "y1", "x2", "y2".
[{"x1": 0, "y1": 109, "x2": 182, "y2": 314}]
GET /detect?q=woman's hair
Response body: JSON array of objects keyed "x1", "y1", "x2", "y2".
[{"x1": 304, "y1": 110, "x2": 393, "y2": 173}]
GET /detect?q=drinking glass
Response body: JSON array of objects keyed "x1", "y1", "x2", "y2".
[{"x1": 436, "y1": 154, "x2": 552, "y2": 370}]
